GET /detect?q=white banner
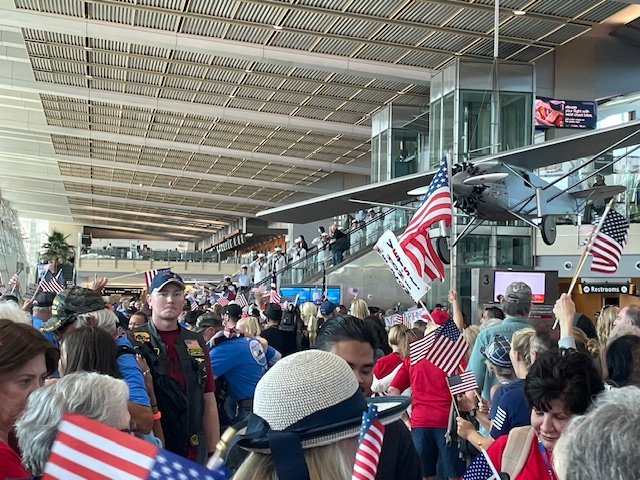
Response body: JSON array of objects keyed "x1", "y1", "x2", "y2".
[
  {"x1": 383, "y1": 308, "x2": 425, "y2": 328},
  {"x1": 374, "y1": 230, "x2": 431, "y2": 303}
]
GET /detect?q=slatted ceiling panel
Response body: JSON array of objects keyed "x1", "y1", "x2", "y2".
[
  {"x1": 312, "y1": 37, "x2": 363, "y2": 56},
  {"x1": 542, "y1": 24, "x2": 592, "y2": 44},
  {"x1": 510, "y1": 45, "x2": 551, "y2": 63},
  {"x1": 579, "y1": 1, "x2": 628, "y2": 22},
  {"x1": 268, "y1": 31, "x2": 316, "y2": 50},
  {"x1": 500, "y1": 16, "x2": 561, "y2": 40},
  {"x1": 327, "y1": 111, "x2": 372, "y2": 124},
  {"x1": 421, "y1": 31, "x2": 477, "y2": 54},
  {"x1": 356, "y1": 44, "x2": 408, "y2": 62},
  {"x1": 445, "y1": 8, "x2": 502, "y2": 33},
  {"x1": 88, "y1": 1, "x2": 133, "y2": 24}
]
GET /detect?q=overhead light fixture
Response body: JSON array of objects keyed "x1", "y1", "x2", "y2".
[
  {"x1": 229, "y1": 94, "x2": 236, "y2": 98},
  {"x1": 244, "y1": 69, "x2": 253, "y2": 73},
  {"x1": 273, "y1": 25, "x2": 284, "y2": 30},
  {"x1": 83, "y1": 46, "x2": 93, "y2": 51},
  {"x1": 85, "y1": 74, "x2": 93, "y2": 79},
  {"x1": 513, "y1": 10, "x2": 526, "y2": 15},
  {"x1": 454, "y1": 52, "x2": 464, "y2": 56},
  {"x1": 332, "y1": 136, "x2": 340, "y2": 141},
  {"x1": 138, "y1": 183, "x2": 143, "y2": 187},
  {"x1": 396, "y1": 91, "x2": 406, "y2": 95}
]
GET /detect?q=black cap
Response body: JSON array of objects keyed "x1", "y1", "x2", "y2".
[
  {"x1": 184, "y1": 310, "x2": 204, "y2": 325},
  {"x1": 34, "y1": 292, "x2": 56, "y2": 308},
  {"x1": 264, "y1": 303, "x2": 282, "y2": 321},
  {"x1": 224, "y1": 304, "x2": 243, "y2": 319}
]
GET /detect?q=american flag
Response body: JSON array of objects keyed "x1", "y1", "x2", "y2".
[
  {"x1": 348, "y1": 287, "x2": 359, "y2": 298},
  {"x1": 590, "y1": 210, "x2": 629, "y2": 273},
  {"x1": 42, "y1": 413, "x2": 229, "y2": 480},
  {"x1": 409, "y1": 333, "x2": 436, "y2": 366},
  {"x1": 352, "y1": 404, "x2": 385, "y2": 480},
  {"x1": 423, "y1": 318, "x2": 468, "y2": 375},
  {"x1": 236, "y1": 292, "x2": 248, "y2": 308},
  {"x1": 190, "y1": 299, "x2": 199, "y2": 311},
  {"x1": 269, "y1": 278, "x2": 281, "y2": 304},
  {"x1": 8, "y1": 273, "x2": 19, "y2": 286},
  {"x1": 447, "y1": 371, "x2": 479, "y2": 396},
  {"x1": 462, "y1": 448, "x2": 502, "y2": 480},
  {"x1": 399, "y1": 156, "x2": 452, "y2": 282},
  {"x1": 40, "y1": 271, "x2": 66, "y2": 294},
  {"x1": 143, "y1": 268, "x2": 171, "y2": 291},
  {"x1": 215, "y1": 294, "x2": 229, "y2": 307}
]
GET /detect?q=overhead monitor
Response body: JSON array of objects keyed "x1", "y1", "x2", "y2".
[{"x1": 494, "y1": 271, "x2": 546, "y2": 303}]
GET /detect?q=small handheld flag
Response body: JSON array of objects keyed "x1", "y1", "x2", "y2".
[
  {"x1": 348, "y1": 287, "x2": 359, "y2": 298},
  {"x1": 352, "y1": 403, "x2": 385, "y2": 480},
  {"x1": 40, "y1": 271, "x2": 66, "y2": 294},
  {"x1": 447, "y1": 371, "x2": 478, "y2": 396}
]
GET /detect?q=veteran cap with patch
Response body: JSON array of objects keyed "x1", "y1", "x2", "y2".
[
  {"x1": 41, "y1": 287, "x2": 106, "y2": 333},
  {"x1": 149, "y1": 270, "x2": 185, "y2": 293}
]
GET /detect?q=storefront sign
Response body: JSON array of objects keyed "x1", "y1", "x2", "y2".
[
  {"x1": 103, "y1": 287, "x2": 144, "y2": 296},
  {"x1": 578, "y1": 283, "x2": 636, "y2": 295}
]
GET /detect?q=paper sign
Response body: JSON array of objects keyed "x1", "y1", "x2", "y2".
[{"x1": 374, "y1": 230, "x2": 431, "y2": 303}]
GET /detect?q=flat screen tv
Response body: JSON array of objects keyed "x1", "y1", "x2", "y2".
[
  {"x1": 494, "y1": 271, "x2": 546, "y2": 303},
  {"x1": 279, "y1": 286, "x2": 340, "y2": 305}
]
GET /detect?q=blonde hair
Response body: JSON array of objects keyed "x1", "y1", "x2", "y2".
[
  {"x1": 398, "y1": 328, "x2": 422, "y2": 359},
  {"x1": 233, "y1": 442, "x2": 353, "y2": 480},
  {"x1": 511, "y1": 327, "x2": 535, "y2": 369},
  {"x1": 463, "y1": 325, "x2": 480, "y2": 361},
  {"x1": 388, "y1": 324, "x2": 408, "y2": 348},
  {"x1": 572, "y1": 327, "x2": 600, "y2": 359},
  {"x1": 597, "y1": 306, "x2": 618, "y2": 349},
  {"x1": 300, "y1": 302, "x2": 319, "y2": 348},
  {"x1": 237, "y1": 316, "x2": 262, "y2": 337},
  {"x1": 349, "y1": 299, "x2": 369, "y2": 320}
]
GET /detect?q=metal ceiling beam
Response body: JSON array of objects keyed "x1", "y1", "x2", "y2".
[
  {"x1": 0, "y1": 0, "x2": 434, "y2": 86},
  {"x1": 0, "y1": 76, "x2": 371, "y2": 139},
  {"x1": 0, "y1": 130, "x2": 333, "y2": 195},
  {"x1": 0, "y1": 185, "x2": 242, "y2": 219},
  {"x1": 244, "y1": 0, "x2": 558, "y2": 47}
]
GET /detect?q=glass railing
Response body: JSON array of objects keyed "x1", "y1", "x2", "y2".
[
  {"x1": 80, "y1": 248, "x2": 220, "y2": 263},
  {"x1": 254, "y1": 207, "x2": 413, "y2": 287}
]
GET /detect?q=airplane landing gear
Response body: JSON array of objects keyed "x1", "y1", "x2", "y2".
[
  {"x1": 436, "y1": 236, "x2": 450, "y2": 265},
  {"x1": 540, "y1": 215, "x2": 557, "y2": 246}
]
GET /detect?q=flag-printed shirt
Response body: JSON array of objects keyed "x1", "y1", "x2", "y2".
[
  {"x1": 390, "y1": 356, "x2": 462, "y2": 429},
  {"x1": 464, "y1": 428, "x2": 553, "y2": 480}
]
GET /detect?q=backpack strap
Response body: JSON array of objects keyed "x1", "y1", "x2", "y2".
[
  {"x1": 501, "y1": 426, "x2": 535, "y2": 478},
  {"x1": 116, "y1": 344, "x2": 137, "y2": 358}
]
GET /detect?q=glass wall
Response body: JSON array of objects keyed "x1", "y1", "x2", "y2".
[{"x1": 496, "y1": 236, "x2": 532, "y2": 267}]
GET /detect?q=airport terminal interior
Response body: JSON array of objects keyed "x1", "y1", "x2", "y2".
[{"x1": 1, "y1": 0, "x2": 639, "y2": 315}]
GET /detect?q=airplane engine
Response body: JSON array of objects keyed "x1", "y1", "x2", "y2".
[{"x1": 452, "y1": 162, "x2": 487, "y2": 215}]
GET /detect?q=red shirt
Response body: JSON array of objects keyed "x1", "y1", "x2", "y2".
[
  {"x1": 485, "y1": 431, "x2": 556, "y2": 480},
  {"x1": 373, "y1": 352, "x2": 402, "y2": 379},
  {"x1": 157, "y1": 328, "x2": 214, "y2": 394},
  {"x1": 390, "y1": 357, "x2": 451, "y2": 428},
  {"x1": 0, "y1": 440, "x2": 29, "y2": 478}
]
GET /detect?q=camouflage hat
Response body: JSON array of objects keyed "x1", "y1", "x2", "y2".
[{"x1": 41, "y1": 287, "x2": 106, "y2": 333}]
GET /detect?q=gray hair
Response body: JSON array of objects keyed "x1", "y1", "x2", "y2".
[
  {"x1": 75, "y1": 308, "x2": 118, "y2": 336},
  {"x1": 0, "y1": 302, "x2": 31, "y2": 325},
  {"x1": 480, "y1": 317, "x2": 503, "y2": 330},
  {"x1": 554, "y1": 386, "x2": 640, "y2": 480},
  {"x1": 623, "y1": 305, "x2": 640, "y2": 327},
  {"x1": 16, "y1": 372, "x2": 129, "y2": 475},
  {"x1": 606, "y1": 324, "x2": 640, "y2": 348}
]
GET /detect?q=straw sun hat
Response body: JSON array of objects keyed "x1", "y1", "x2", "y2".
[{"x1": 236, "y1": 350, "x2": 410, "y2": 454}]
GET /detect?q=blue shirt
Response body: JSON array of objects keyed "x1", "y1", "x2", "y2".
[
  {"x1": 33, "y1": 315, "x2": 58, "y2": 347},
  {"x1": 115, "y1": 336, "x2": 151, "y2": 407},
  {"x1": 210, "y1": 336, "x2": 276, "y2": 401},
  {"x1": 490, "y1": 379, "x2": 530, "y2": 439}
]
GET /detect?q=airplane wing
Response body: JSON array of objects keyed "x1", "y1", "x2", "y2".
[
  {"x1": 568, "y1": 185, "x2": 626, "y2": 202},
  {"x1": 257, "y1": 120, "x2": 640, "y2": 223}
]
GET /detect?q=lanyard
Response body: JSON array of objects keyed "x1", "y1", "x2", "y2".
[{"x1": 537, "y1": 437, "x2": 555, "y2": 480}]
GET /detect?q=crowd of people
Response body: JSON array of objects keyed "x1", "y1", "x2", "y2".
[{"x1": 1, "y1": 271, "x2": 639, "y2": 480}]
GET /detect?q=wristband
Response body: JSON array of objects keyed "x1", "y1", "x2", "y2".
[{"x1": 153, "y1": 411, "x2": 162, "y2": 420}]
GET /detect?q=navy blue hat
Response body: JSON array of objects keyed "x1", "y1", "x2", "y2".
[
  {"x1": 320, "y1": 300, "x2": 337, "y2": 316},
  {"x1": 149, "y1": 271, "x2": 184, "y2": 293}
]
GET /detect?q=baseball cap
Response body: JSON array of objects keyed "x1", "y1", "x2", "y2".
[
  {"x1": 149, "y1": 271, "x2": 184, "y2": 293},
  {"x1": 195, "y1": 313, "x2": 222, "y2": 331},
  {"x1": 320, "y1": 301, "x2": 337, "y2": 316},
  {"x1": 504, "y1": 281, "x2": 532, "y2": 305},
  {"x1": 34, "y1": 292, "x2": 56, "y2": 308},
  {"x1": 274, "y1": 247, "x2": 282, "y2": 252},
  {"x1": 224, "y1": 304, "x2": 243, "y2": 319},
  {"x1": 41, "y1": 287, "x2": 106, "y2": 333},
  {"x1": 430, "y1": 308, "x2": 449, "y2": 326},
  {"x1": 481, "y1": 334, "x2": 512, "y2": 368}
]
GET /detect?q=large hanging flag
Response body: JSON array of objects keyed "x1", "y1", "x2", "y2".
[
  {"x1": 590, "y1": 210, "x2": 628, "y2": 273},
  {"x1": 40, "y1": 270, "x2": 66, "y2": 294},
  {"x1": 398, "y1": 156, "x2": 452, "y2": 282},
  {"x1": 144, "y1": 268, "x2": 171, "y2": 291},
  {"x1": 351, "y1": 404, "x2": 385, "y2": 480},
  {"x1": 42, "y1": 413, "x2": 229, "y2": 480}
]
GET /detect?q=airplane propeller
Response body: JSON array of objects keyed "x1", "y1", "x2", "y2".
[{"x1": 462, "y1": 173, "x2": 509, "y2": 185}]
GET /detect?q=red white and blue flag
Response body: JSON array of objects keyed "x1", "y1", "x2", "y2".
[
  {"x1": 236, "y1": 292, "x2": 249, "y2": 308},
  {"x1": 42, "y1": 413, "x2": 229, "y2": 480},
  {"x1": 447, "y1": 371, "x2": 479, "y2": 396},
  {"x1": 215, "y1": 294, "x2": 229, "y2": 307},
  {"x1": 144, "y1": 268, "x2": 171, "y2": 291},
  {"x1": 352, "y1": 404, "x2": 385, "y2": 480},
  {"x1": 399, "y1": 156, "x2": 452, "y2": 282},
  {"x1": 423, "y1": 318, "x2": 467, "y2": 375},
  {"x1": 590, "y1": 210, "x2": 629, "y2": 273},
  {"x1": 348, "y1": 287, "x2": 359, "y2": 298},
  {"x1": 40, "y1": 271, "x2": 66, "y2": 294},
  {"x1": 269, "y1": 277, "x2": 281, "y2": 304},
  {"x1": 8, "y1": 273, "x2": 19, "y2": 286}
]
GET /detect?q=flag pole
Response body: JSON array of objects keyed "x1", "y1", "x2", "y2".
[
  {"x1": 447, "y1": 154, "x2": 456, "y2": 292},
  {"x1": 553, "y1": 197, "x2": 616, "y2": 329}
]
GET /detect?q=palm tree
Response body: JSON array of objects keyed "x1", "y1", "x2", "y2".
[{"x1": 41, "y1": 230, "x2": 74, "y2": 274}]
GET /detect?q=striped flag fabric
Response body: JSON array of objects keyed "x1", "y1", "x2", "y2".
[
  {"x1": 215, "y1": 294, "x2": 229, "y2": 307},
  {"x1": 590, "y1": 210, "x2": 629, "y2": 273},
  {"x1": 462, "y1": 448, "x2": 502, "y2": 480},
  {"x1": 348, "y1": 287, "x2": 359, "y2": 298},
  {"x1": 409, "y1": 333, "x2": 436, "y2": 366},
  {"x1": 398, "y1": 156, "x2": 452, "y2": 282},
  {"x1": 144, "y1": 268, "x2": 171, "y2": 291},
  {"x1": 424, "y1": 318, "x2": 468, "y2": 375},
  {"x1": 236, "y1": 292, "x2": 248, "y2": 308},
  {"x1": 269, "y1": 278, "x2": 281, "y2": 304},
  {"x1": 40, "y1": 271, "x2": 66, "y2": 294},
  {"x1": 8, "y1": 273, "x2": 19, "y2": 286},
  {"x1": 447, "y1": 371, "x2": 479, "y2": 396},
  {"x1": 352, "y1": 404, "x2": 384, "y2": 480},
  {"x1": 42, "y1": 413, "x2": 229, "y2": 480},
  {"x1": 190, "y1": 299, "x2": 199, "y2": 311}
]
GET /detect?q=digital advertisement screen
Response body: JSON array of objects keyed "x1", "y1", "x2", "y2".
[
  {"x1": 534, "y1": 97, "x2": 597, "y2": 130},
  {"x1": 494, "y1": 271, "x2": 546, "y2": 303},
  {"x1": 279, "y1": 286, "x2": 341, "y2": 305}
]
